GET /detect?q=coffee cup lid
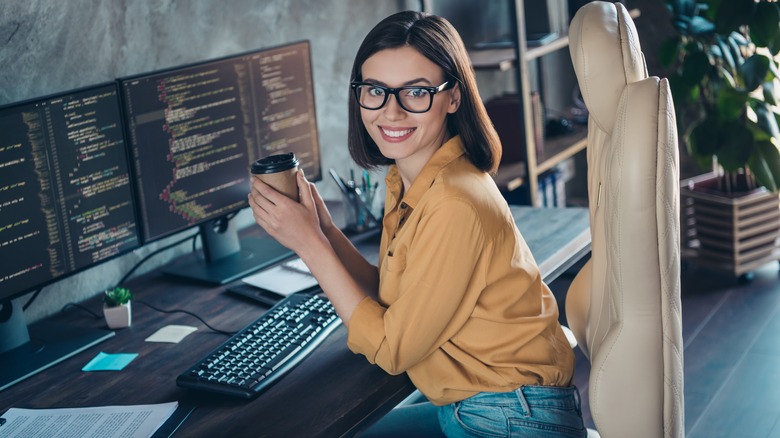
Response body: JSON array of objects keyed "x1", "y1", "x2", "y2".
[{"x1": 251, "y1": 153, "x2": 299, "y2": 174}]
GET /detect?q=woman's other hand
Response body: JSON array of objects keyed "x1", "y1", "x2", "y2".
[
  {"x1": 308, "y1": 179, "x2": 336, "y2": 234},
  {"x1": 249, "y1": 169, "x2": 325, "y2": 253}
]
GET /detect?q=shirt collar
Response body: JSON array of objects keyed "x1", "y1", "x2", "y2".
[{"x1": 385, "y1": 135, "x2": 466, "y2": 210}]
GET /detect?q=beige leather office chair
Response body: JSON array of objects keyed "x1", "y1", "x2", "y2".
[{"x1": 565, "y1": 2, "x2": 684, "y2": 437}]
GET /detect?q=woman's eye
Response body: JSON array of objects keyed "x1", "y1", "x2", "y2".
[
  {"x1": 406, "y1": 88, "x2": 429, "y2": 98},
  {"x1": 368, "y1": 87, "x2": 385, "y2": 97}
]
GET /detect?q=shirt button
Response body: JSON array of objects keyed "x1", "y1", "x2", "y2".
[{"x1": 400, "y1": 202, "x2": 407, "y2": 210}]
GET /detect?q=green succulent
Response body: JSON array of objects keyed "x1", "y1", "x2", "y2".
[
  {"x1": 104, "y1": 287, "x2": 133, "y2": 307},
  {"x1": 662, "y1": 0, "x2": 780, "y2": 192}
]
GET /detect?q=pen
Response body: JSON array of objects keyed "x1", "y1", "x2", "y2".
[{"x1": 362, "y1": 170, "x2": 370, "y2": 192}]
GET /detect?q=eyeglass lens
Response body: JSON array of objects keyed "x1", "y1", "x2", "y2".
[{"x1": 355, "y1": 85, "x2": 433, "y2": 113}]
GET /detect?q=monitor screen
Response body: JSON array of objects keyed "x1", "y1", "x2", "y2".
[
  {"x1": 120, "y1": 40, "x2": 321, "y2": 243},
  {"x1": 119, "y1": 41, "x2": 322, "y2": 284},
  {"x1": 0, "y1": 83, "x2": 140, "y2": 302},
  {"x1": 0, "y1": 83, "x2": 140, "y2": 391}
]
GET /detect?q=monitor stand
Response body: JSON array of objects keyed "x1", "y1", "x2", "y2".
[
  {"x1": 0, "y1": 299, "x2": 114, "y2": 391},
  {"x1": 163, "y1": 217, "x2": 294, "y2": 285}
]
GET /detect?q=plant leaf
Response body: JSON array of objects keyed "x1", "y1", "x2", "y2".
[
  {"x1": 716, "y1": 38, "x2": 736, "y2": 73},
  {"x1": 749, "y1": 139, "x2": 780, "y2": 192},
  {"x1": 756, "y1": 103, "x2": 780, "y2": 138},
  {"x1": 714, "y1": 0, "x2": 756, "y2": 35},
  {"x1": 717, "y1": 86, "x2": 748, "y2": 119},
  {"x1": 703, "y1": 0, "x2": 720, "y2": 22},
  {"x1": 660, "y1": 37, "x2": 681, "y2": 67},
  {"x1": 740, "y1": 54, "x2": 771, "y2": 92},
  {"x1": 727, "y1": 34, "x2": 745, "y2": 65},
  {"x1": 770, "y1": 29, "x2": 780, "y2": 55},
  {"x1": 730, "y1": 31, "x2": 749, "y2": 46},
  {"x1": 689, "y1": 16, "x2": 716, "y2": 36},
  {"x1": 749, "y1": 2, "x2": 780, "y2": 48},
  {"x1": 717, "y1": 65, "x2": 737, "y2": 88},
  {"x1": 764, "y1": 81, "x2": 778, "y2": 106},
  {"x1": 682, "y1": 49, "x2": 712, "y2": 86},
  {"x1": 716, "y1": 120, "x2": 754, "y2": 171},
  {"x1": 689, "y1": 116, "x2": 721, "y2": 163}
]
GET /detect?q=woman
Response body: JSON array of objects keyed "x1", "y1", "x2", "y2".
[{"x1": 249, "y1": 10, "x2": 586, "y2": 438}]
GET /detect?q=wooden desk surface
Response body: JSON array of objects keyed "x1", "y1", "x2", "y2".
[{"x1": 0, "y1": 207, "x2": 589, "y2": 437}]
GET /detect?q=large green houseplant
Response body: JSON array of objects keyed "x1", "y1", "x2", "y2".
[
  {"x1": 662, "y1": 0, "x2": 780, "y2": 193},
  {"x1": 662, "y1": 0, "x2": 780, "y2": 278}
]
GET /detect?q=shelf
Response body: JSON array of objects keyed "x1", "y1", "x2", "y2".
[
  {"x1": 493, "y1": 127, "x2": 586, "y2": 193},
  {"x1": 469, "y1": 48, "x2": 516, "y2": 71},
  {"x1": 536, "y1": 126, "x2": 587, "y2": 174},
  {"x1": 469, "y1": 8, "x2": 639, "y2": 70},
  {"x1": 468, "y1": 35, "x2": 570, "y2": 70},
  {"x1": 526, "y1": 36, "x2": 570, "y2": 60},
  {"x1": 464, "y1": 2, "x2": 640, "y2": 205}
]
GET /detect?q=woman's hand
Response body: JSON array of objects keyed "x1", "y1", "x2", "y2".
[
  {"x1": 307, "y1": 179, "x2": 336, "y2": 234},
  {"x1": 249, "y1": 169, "x2": 326, "y2": 254}
]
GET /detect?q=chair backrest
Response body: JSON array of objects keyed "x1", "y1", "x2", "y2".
[{"x1": 565, "y1": 2, "x2": 684, "y2": 437}]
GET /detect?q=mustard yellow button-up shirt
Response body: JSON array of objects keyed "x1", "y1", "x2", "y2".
[{"x1": 347, "y1": 136, "x2": 574, "y2": 406}]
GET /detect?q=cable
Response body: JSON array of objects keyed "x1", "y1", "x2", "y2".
[
  {"x1": 22, "y1": 288, "x2": 43, "y2": 311},
  {"x1": 61, "y1": 302, "x2": 102, "y2": 319},
  {"x1": 137, "y1": 300, "x2": 237, "y2": 335},
  {"x1": 59, "y1": 299, "x2": 236, "y2": 335},
  {"x1": 117, "y1": 232, "x2": 199, "y2": 286}
]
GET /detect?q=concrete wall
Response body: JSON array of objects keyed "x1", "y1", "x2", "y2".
[{"x1": 1, "y1": 0, "x2": 417, "y2": 322}]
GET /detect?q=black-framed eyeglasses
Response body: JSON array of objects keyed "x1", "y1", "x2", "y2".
[{"x1": 350, "y1": 80, "x2": 455, "y2": 113}]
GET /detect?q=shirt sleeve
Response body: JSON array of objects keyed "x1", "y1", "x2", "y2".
[{"x1": 347, "y1": 196, "x2": 487, "y2": 374}]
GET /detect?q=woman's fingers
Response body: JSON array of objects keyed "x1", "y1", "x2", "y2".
[{"x1": 296, "y1": 169, "x2": 316, "y2": 211}]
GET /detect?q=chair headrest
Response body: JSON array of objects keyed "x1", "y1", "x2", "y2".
[{"x1": 568, "y1": 1, "x2": 647, "y2": 134}]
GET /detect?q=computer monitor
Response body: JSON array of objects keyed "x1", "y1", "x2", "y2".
[
  {"x1": 0, "y1": 83, "x2": 141, "y2": 391},
  {"x1": 119, "y1": 40, "x2": 322, "y2": 285}
]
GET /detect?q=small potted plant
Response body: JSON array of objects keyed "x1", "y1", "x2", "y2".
[{"x1": 103, "y1": 287, "x2": 133, "y2": 329}]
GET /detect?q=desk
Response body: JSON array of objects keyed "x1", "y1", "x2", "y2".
[{"x1": 0, "y1": 207, "x2": 589, "y2": 437}]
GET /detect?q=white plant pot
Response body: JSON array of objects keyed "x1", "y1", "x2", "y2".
[{"x1": 103, "y1": 302, "x2": 132, "y2": 329}]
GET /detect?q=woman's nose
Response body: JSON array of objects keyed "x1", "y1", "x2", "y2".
[{"x1": 382, "y1": 94, "x2": 406, "y2": 120}]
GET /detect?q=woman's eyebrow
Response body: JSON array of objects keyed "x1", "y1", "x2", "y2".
[{"x1": 362, "y1": 77, "x2": 433, "y2": 87}]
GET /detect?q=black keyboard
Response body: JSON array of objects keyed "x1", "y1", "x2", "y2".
[{"x1": 176, "y1": 293, "x2": 341, "y2": 399}]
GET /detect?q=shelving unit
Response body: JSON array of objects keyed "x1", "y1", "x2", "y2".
[
  {"x1": 480, "y1": 0, "x2": 584, "y2": 206},
  {"x1": 421, "y1": 0, "x2": 587, "y2": 206},
  {"x1": 421, "y1": 0, "x2": 639, "y2": 206}
]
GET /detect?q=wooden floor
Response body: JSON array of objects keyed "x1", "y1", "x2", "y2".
[{"x1": 552, "y1": 260, "x2": 780, "y2": 438}]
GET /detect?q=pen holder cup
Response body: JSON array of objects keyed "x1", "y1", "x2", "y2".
[{"x1": 341, "y1": 188, "x2": 380, "y2": 234}]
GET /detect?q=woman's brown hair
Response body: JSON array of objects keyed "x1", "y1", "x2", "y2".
[{"x1": 348, "y1": 11, "x2": 501, "y2": 173}]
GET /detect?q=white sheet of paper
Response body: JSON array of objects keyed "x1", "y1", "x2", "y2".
[
  {"x1": 241, "y1": 258, "x2": 318, "y2": 296},
  {"x1": 0, "y1": 401, "x2": 178, "y2": 438},
  {"x1": 144, "y1": 325, "x2": 198, "y2": 343}
]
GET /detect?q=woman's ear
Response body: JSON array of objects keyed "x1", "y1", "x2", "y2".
[{"x1": 448, "y1": 83, "x2": 461, "y2": 114}]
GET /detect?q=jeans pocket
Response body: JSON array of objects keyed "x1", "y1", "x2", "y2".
[
  {"x1": 508, "y1": 415, "x2": 585, "y2": 438},
  {"x1": 508, "y1": 386, "x2": 586, "y2": 438},
  {"x1": 442, "y1": 401, "x2": 507, "y2": 438}
]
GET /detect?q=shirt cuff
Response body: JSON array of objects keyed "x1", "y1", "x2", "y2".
[{"x1": 346, "y1": 296, "x2": 387, "y2": 362}]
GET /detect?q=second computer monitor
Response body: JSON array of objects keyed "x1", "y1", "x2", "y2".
[{"x1": 120, "y1": 40, "x2": 322, "y2": 243}]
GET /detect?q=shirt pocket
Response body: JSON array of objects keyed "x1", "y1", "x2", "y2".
[
  {"x1": 379, "y1": 248, "x2": 407, "y2": 303},
  {"x1": 384, "y1": 250, "x2": 407, "y2": 272}
]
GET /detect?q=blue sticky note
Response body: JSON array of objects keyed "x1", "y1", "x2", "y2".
[{"x1": 82, "y1": 351, "x2": 138, "y2": 371}]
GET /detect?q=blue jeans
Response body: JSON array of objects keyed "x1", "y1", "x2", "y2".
[
  {"x1": 439, "y1": 385, "x2": 587, "y2": 437},
  {"x1": 361, "y1": 386, "x2": 586, "y2": 438}
]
